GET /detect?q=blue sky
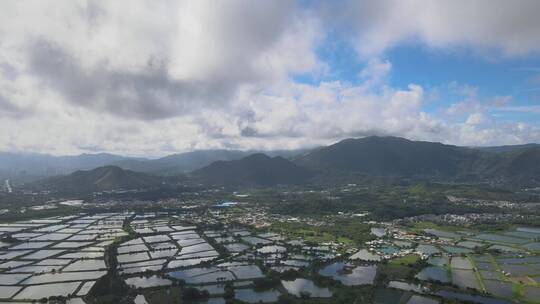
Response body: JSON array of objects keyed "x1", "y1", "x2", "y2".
[
  {"x1": 391, "y1": 45, "x2": 540, "y2": 125},
  {"x1": 306, "y1": 35, "x2": 540, "y2": 125},
  {"x1": 294, "y1": 22, "x2": 540, "y2": 113}
]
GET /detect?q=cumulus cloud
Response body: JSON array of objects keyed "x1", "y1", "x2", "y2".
[
  {"x1": 321, "y1": 0, "x2": 540, "y2": 57},
  {"x1": 0, "y1": 0, "x2": 322, "y2": 120},
  {"x1": 0, "y1": 0, "x2": 539, "y2": 155}
]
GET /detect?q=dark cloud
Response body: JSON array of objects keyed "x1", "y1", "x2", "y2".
[
  {"x1": 23, "y1": 0, "x2": 299, "y2": 121},
  {"x1": 240, "y1": 126, "x2": 259, "y2": 137},
  {"x1": 0, "y1": 63, "x2": 18, "y2": 81},
  {"x1": 27, "y1": 39, "x2": 233, "y2": 120},
  {"x1": 0, "y1": 63, "x2": 27, "y2": 118}
]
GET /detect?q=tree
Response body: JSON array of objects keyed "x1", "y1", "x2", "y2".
[
  {"x1": 300, "y1": 291, "x2": 311, "y2": 299},
  {"x1": 182, "y1": 287, "x2": 209, "y2": 300},
  {"x1": 277, "y1": 294, "x2": 295, "y2": 304},
  {"x1": 224, "y1": 282, "x2": 235, "y2": 301}
]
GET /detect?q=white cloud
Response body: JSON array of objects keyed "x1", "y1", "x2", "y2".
[
  {"x1": 0, "y1": 0, "x2": 540, "y2": 155},
  {"x1": 323, "y1": 0, "x2": 540, "y2": 57},
  {"x1": 0, "y1": 0, "x2": 323, "y2": 120},
  {"x1": 359, "y1": 58, "x2": 392, "y2": 89},
  {"x1": 465, "y1": 113, "x2": 485, "y2": 125}
]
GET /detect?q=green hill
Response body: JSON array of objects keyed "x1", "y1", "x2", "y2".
[
  {"x1": 35, "y1": 166, "x2": 163, "y2": 194},
  {"x1": 294, "y1": 136, "x2": 540, "y2": 186},
  {"x1": 294, "y1": 136, "x2": 480, "y2": 177},
  {"x1": 191, "y1": 153, "x2": 314, "y2": 186}
]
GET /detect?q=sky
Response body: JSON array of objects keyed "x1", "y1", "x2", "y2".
[{"x1": 1, "y1": 0, "x2": 540, "y2": 156}]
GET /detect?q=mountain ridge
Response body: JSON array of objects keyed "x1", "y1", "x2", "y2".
[
  {"x1": 33, "y1": 165, "x2": 164, "y2": 194},
  {"x1": 0, "y1": 149, "x2": 310, "y2": 179},
  {"x1": 191, "y1": 153, "x2": 314, "y2": 186},
  {"x1": 19, "y1": 136, "x2": 540, "y2": 191},
  {"x1": 294, "y1": 136, "x2": 480, "y2": 177}
]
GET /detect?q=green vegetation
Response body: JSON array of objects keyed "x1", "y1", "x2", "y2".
[
  {"x1": 329, "y1": 286, "x2": 372, "y2": 304},
  {"x1": 270, "y1": 219, "x2": 373, "y2": 246},
  {"x1": 376, "y1": 264, "x2": 416, "y2": 282},
  {"x1": 253, "y1": 275, "x2": 282, "y2": 291},
  {"x1": 388, "y1": 254, "x2": 420, "y2": 266},
  {"x1": 0, "y1": 205, "x2": 80, "y2": 223},
  {"x1": 35, "y1": 165, "x2": 163, "y2": 194},
  {"x1": 143, "y1": 287, "x2": 182, "y2": 304},
  {"x1": 182, "y1": 287, "x2": 209, "y2": 301},
  {"x1": 256, "y1": 182, "x2": 540, "y2": 221},
  {"x1": 87, "y1": 273, "x2": 131, "y2": 304}
]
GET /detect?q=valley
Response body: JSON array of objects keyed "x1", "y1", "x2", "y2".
[
  {"x1": 0, "y1": 186, "x2": 539, "y2": 304},
  {"x1": 1, "y1": 137, "x2": 540, "y2": 303}
]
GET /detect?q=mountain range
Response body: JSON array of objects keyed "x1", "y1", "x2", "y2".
[
  {"x1": 191, "y1": 136, "x2": 540, "y2": 187},
  {"x1": 7, "y1": 136, "x2": 540, "y2": 193},
  {"x1": 110, "y1": 149, "x2": 308, "y2": 176},
  {"x1": 0, "y1": 149, "x2": 309, "y2": 180},
  {"x1": 0, "y1": 152, "x2": 127, "y2": 178}
]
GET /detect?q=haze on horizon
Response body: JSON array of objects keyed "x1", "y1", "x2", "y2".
[{"x1": 1, "y1": 0, "x2": 540, "y2": 157}]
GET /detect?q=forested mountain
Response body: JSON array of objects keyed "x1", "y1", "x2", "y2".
[
  {"x1": 293, "y1": 136, "x2": 540, "y2": 186},
  {"x1": 191, "y1": 153, "x2": 314, "y2": 186},
  {"x1": 33, "y1": 166, "x2": 163, "y2": 194},
  {"x1": 294, "y1": 136, "x2": 480, "y2": 177},
  {"x1": 112, "y1": 150, "x2": 251, "y2": 176},
  {"x1": 19, "y1": 137, "x2": 540, "y2": 190},
  {"x1": 476, "y1": 143, "x2": 540, "y2": 154}
]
